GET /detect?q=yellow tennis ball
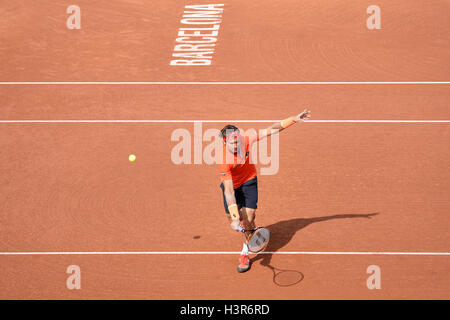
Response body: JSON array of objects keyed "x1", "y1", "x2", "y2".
[{"x1": 129, "y1": 154, "x2": 136, "y2": 162}]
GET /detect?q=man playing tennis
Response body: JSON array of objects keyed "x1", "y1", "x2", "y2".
[{"x1": 218, "y1": 109, "x2": 311, "y2": 272}]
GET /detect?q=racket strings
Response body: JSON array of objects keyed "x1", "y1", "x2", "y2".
[{"x1": 247, "y1": 228, "x2": 270, "y2": 253}]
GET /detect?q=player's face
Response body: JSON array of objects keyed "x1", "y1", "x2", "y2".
[{"x1": 225, "y1": 133, "x2": 241, "y2": 154}]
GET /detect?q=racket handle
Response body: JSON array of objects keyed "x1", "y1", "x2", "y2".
[{"x1": 237, "y1": 226, "x2": 245, "y2": 233}]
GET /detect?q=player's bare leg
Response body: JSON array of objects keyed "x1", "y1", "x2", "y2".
[
  {"x1": 236, "y1": 207, "x2": 256, "y2": 273},
  {"x1": 240, "y1": 207, "x2": 256, "y2": 241}
]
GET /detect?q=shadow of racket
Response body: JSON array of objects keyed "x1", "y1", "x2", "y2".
[{"x1": 266, "y1": 263, "x2": 304, "y2": 287}]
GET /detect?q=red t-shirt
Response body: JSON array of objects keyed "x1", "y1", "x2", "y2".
[{"x1": 218, "y1": 132, "x2": 259, "y2": 189}]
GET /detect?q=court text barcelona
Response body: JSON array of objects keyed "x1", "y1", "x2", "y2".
[{"x1": 170, "y1": 4, "x2": 224, "y2": 65}]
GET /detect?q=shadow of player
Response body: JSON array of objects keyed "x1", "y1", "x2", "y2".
[{"x1": 252, "y1": 212, "x2": 379, "y2": 271}]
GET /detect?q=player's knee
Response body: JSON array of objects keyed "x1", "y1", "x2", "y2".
[{"x1": 243, "y1": 208, "x2": 256, "y2": 222}]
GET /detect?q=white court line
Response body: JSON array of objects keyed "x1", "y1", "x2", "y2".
[
  {"x1": 0, "y1": 251, "x2": 449, "y2": 256},
  {"x1": 0, "y1": 81, "x2": 450, "y2": 85},
  {"x1": 0, "y1": 120, "x2": 449, "y2": 123}
]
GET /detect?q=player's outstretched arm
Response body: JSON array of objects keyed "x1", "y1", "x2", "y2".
[
  {"x1": 260, "y1": 109, "x2": 311, "y2": 139},
  {"x1": 223, "y1": 179, "x2": 241, "y2": 231}
]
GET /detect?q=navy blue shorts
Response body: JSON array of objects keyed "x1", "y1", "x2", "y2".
[{"x1": 220, "y1": 177, "x2": 258, "y2": 214}]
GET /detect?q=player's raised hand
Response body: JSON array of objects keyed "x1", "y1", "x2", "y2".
[{"x1": 294, "y1": 109, "x2": 311, "y2": 122}]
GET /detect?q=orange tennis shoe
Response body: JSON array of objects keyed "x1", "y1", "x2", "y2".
[{"x1": 237, "y1": 254, "x2": 250, "y2": 273}]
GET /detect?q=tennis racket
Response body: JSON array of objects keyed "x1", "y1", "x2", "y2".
[{"x1": 237, "y1": 226, "x2": 270, "y2": 253}]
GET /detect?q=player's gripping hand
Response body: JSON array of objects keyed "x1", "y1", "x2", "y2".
[{"x1": 230, "y1": 219, "x2": 241, "y2": 231}]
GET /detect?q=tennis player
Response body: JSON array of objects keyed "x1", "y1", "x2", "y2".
[{"x1": 218, "y1": 109, "x2": 311, "y2": 272}]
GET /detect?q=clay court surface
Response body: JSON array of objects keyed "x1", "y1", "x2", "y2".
[{"x1": 0, "y1": 0, "x2": 449, "y2": 299}]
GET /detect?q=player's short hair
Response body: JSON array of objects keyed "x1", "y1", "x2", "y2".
[{"x1": 220, "y1": 125, "x2": 239, "y2": 140}]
